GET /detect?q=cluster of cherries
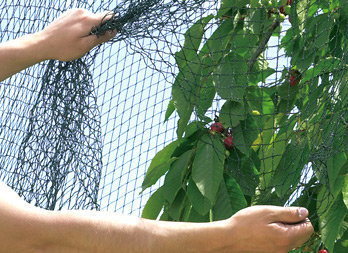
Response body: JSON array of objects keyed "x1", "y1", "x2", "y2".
[{"x1": 210, "y1": 119, "x2": 234, "y2": 149}]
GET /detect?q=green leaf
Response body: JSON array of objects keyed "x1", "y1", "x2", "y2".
[
  {"x1": 314, "y1": 14, "x2": 332, "y2": 48},
  {"x1": 224, "y1": 171, "x2": 248, "y2": 208},
  {"x1": 213, "y1": 172, "x2": 247, "y2": 221},
  {"x1": 196, "y1": 75, "x2": 216, "y2": 119},
  {"x1": 142, "y1": 141, "x2": 179, "y2": 191},
  {"x1": 273, "y1": 143, "x2": 310, "y2": 198},
  {"x1": 172, "y1": 65, "x2": 198, "y2": 138},
  {"x1": 227, "y1": 149, "x2": 260, "y2": 196},
  {"x1": 219, "y1": 101, "x2": 246, "y2": 128},
  {"x1": 187, "y1": 177, "x2": 211, "y2": 216},
  {"x1": 221, "y1": 0, "x2": 249, "y2": 9},
  {"x1": 163, "y1": 150, "x2": 193, "y2": 204},
  {"x1": 249, "y1": 53, "x2": 275, "y2": 85},
  {"x1": 317, "y1": 177, "x2": 345, "y2": 225},
  {"x1": 340, "y1": 0, "x2": 348, "y2": 21},
  {"x1": 302, "y1": 57, "x2": 341, "y2": 83},
  {"x1": 334, "y1": 227, "x2": 348, "y2": 252},
  {"x1": 251, "y1": 115, "x2": 275, "y2": 152},
  {"x1": 199, "y1": 19, "x2": 234, "y2": 63},
  {"x1": 164, "y1": 99, "x2": 175, "y2": 122},
  {"x1": 246, "y1": 86, "x2": 275, "y2": 115},
  {"x1": 184, "y1": 121, "x2": 206, "y2": 138},
  {"x1": 329, "y1": 23, "x2": 343, "y2": 57},
  {"x1": 167, "y1": 189, "x2": 187, "y2": 221},
  {"x1": 172, "y1": 131, "x2": 200, "y2": 158},
  {"x1": 141, "y1": 186, "x2": 164, "y2": 220},
  {"x1": 231, "y1": 123, "x2": 248, "y2": 155},
  {"x1": 250, "y1": 66, "x2": 275, "y2": 85},
  {"x1": 293, "y1": 0, "x2": 307, "y2": 32},
  {"x1": 239, "y1": 116, "x2": 260, "y2": 150},
  {"x1": 327, "y1": 151, "x2": 347, "y2": 194},
  {"x1": 218, "y1": 0, "x2": 246, "y2": 17},
  {"x1": 192, "y1": 134, "x2": 226, "y2": 205},
  {"x1": 214, "y1": 53, "x2": 248, "y2": 102},
  {"x1": 320, "y1": 193, "x2": 347, "y2": 252},
  {"x1": 249, "y1": 7, "x2": 267, "y2": 36},
  {"x1": 175, "y1": 15, "x2": 214, "y2": 69},
  {"x1": 212, "y1": 180, "x2": 233, "y2": 221},
  {"x1": 173, "y1": 15, "x2": 213, "y2": 137},
  {"x1": 232, "y1": 29, "x2": 259, "y2": 58},
  {"x1": 186, "y1": 206, "x2": 210, "y2": 222},
  {"x1": 259, "y1": 132, "x2": 289, "y2": 191}
]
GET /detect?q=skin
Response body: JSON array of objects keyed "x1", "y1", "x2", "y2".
[{"x1": 0, "y1": 8, "x2": 314, "y2": 253}]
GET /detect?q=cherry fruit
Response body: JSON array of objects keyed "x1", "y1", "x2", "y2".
[
  {"x1": 280, "y1": 6, "x2": 285, "y2": 14},
  {"x1": 211, "y1": 122, "x2": 224, "y2": 133},
  {"x1": 290, "y1": 75, "x2": 297, "y2": 86},
  {"x1": 318, "y1": 250, "x2": 328, "y2": 253},
  {"x1": 224, "y1": 135, "x2": 234, "y2": 149}
]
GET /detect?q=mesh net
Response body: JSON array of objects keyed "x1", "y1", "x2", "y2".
[
  {"x1": 0, "y1": 0, "x2": 347, "y2": 247},
  {"x1": 0, "y1": 0, "x2": 216, "y2": 213}
]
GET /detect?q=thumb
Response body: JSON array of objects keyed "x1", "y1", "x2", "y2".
[{"x1": 270, "y1": 207, "x2": 309, "y2": 224}]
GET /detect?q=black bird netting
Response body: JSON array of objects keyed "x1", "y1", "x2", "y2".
[{"x1": 0, "y1": 0, "x2": 347, "y2": 251}]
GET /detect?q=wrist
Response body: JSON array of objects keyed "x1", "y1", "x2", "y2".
[
  {"x1": 29, "y1": 32, "x2": 50, "y2": 62},
  {"x1": 152, "y1": 219, "x2": 232, "y2": 253}
]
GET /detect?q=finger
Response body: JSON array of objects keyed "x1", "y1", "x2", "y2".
[
  {"x1": 268, "y1": 206, "x2": 309, "y2": 224},
  {"x1": 88, "y1": 11, "x2": 114, "y2": 30},
  {"x1": 84, "y1": 11, "x2": 117, "y2": 48},
  {"x1": 282, "y1": 219, "x2": 314, "y2": 249},
  {"x1": 95, "y1": 11, "x2": 115, "y2": 24},
  {"x1": 84, "y1": 28, "x2": 117, "y2": 48}
]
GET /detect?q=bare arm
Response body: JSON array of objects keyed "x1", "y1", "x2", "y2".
[
  {"x1": 0, "y1": 8, "x2": 116, "y2": 82},
  {"x1": 0, "y1": 180, "x2": 313, "y2": 253}
]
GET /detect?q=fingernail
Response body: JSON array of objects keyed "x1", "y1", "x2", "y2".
[{"x1": 298, "y1": 208, "x2": 308, "y2": 218}]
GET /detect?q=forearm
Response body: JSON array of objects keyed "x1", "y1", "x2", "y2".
[
  {"x1": 0, "y1": 182, "x2": 227, "y2": 253},
  {"x1": 42, "y1": 210, "x2": 229, "y2": 253},
  {"x1": 0, "y1": 32, "x2": 47, "y2": 82}
]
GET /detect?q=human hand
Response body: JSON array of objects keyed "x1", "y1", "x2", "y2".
[
  {"x1": 38, "y1": 8, "x2": 116, "y2": 61},
  {"x1": 222, "y1": 205, "x2": 314, "y2": 253}
]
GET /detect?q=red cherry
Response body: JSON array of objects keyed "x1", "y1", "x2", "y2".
[
  {"x1": 287, "y1": 0, "x2": 293, "y2": 5},
  {"x1": 318, "y1": 250, "x2": 328, "y2": 253},
  {"x1": 211, "y1": 122, "x2": 224, "y2": 133},
  {"x1": 280, "y1": 6, "x2": 285, "y2": 14},
  {"x1": 224, "y1": 135, "x2": 234, "y2": 149},
  {"x1": 290, "y1": 75, "x2": 297, "y2": 86}
]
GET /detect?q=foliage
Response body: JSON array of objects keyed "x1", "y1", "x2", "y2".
[{"x1": 142, "y1": 0, "x2": 347, "y2": 251}]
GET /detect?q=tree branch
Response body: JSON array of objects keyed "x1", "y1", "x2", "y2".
[{"x1": 248, "y1": 19, "x2": 280, "y2": 72}]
